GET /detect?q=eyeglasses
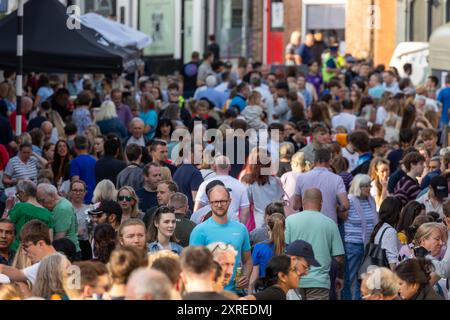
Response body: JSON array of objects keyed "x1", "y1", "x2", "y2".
[
  {"x1": 210, "y1": 200, "x2": 229, "y2": 207},
  {"x1": 118, "y1": 195, "x2": 133, "y2": 202},
  {"x1": 22, "y1": 242, "x2": 36, "y2": 252},
  {"x1": 71, "y1": 189, "x2": 86, "y2": 194},
  {"x1": 211, "y1": 243, "x2": 232, "y2": 254}
]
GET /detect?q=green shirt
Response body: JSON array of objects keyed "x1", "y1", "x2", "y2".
[
  {"x1": 52, "y1": 198, "x2": 80, "y2": 252},
  {"x1": 285, "y1": 210, "x2": 344, "y2": 289},
  {"x1": 9, "y1": 202, "x2": 54, "y2": 252}
]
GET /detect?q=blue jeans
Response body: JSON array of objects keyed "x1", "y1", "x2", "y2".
[{"x1": 342, "y1": 242, "x2": 365, "y2": 300}]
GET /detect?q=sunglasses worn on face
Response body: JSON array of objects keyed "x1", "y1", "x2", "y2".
[{"x1": 118, "y1": 195, "x2": 133, "y2": 202}]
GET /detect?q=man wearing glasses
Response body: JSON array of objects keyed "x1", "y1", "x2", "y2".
[
  {"x1": 36, "y1": 183, "x2": 80, "y2": 258},
  {"x1": 70, "y1": 180, "x2": 91, "y2": 260},
  {"x1": 189, "y1": 184, "x2": 252, "y2": 295},
  {"x1": 0, "y1": 220, "x2": 56, "y2": 285}
]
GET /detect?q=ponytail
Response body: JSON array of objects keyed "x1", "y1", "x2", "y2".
[{"x1": 267, "y1": 213, "x2": 286, "y2": 256}]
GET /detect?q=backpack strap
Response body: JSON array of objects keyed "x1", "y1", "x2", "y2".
[{"x1": 377, "y1": 225, "x2": 390, "y2": 245}]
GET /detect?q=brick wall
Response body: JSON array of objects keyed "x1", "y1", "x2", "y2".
[
  {"x1": 374, "y1": 0, "x2": 397, "y2": 66},
  {"x1": 346, "y1": 0, "x2": 397, "y2": 66},
  {"x1": 346, "y1": 0, "x2": 372, "y2": 60},
  {"x1": 251, "y1": 0, "x2": 264, "y2": 61},
  {"x1": 283, "y1": 0, "x2": 302, "y2": 48}
]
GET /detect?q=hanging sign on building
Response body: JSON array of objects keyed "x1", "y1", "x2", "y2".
[{"x1": 140, "y1": 0, "x2": 175, "y2": 56}]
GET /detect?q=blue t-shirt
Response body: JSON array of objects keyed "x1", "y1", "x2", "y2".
[
  {"x1": 189, "y1": 218, "x2": 251, "y2": 291},
  {"x1": 252, "y1": 242, "x2": 274, "y2": 278},
  {"x1": 229, "y1": 95, "x2": 247, "y2": 112},
  {"x1": 173, "y1": 164, "x2": 204, "y2": 210},
  {"x1": 195, "y1": 88, "x2": 227, "y2": 109},
  {"x1": 139, "y1": 110, "x2": 158, "y2": 140},
  {"x1": 295, "y1": 44, "x2": 314, "y2": 65},
  {"x1": 36, "y1": 86, "x2": 54, "y2": 105},
  {"x1": 70, "y1": 154, "x2": 97, "y2": 204},
  {"x1": 438, "y1": 87, "x2": 450, "y2": 126}
]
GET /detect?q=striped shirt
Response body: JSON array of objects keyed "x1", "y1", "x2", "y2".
[
  {"x1": 394, "y1": 175, "x2": 420, "y2": 206},
  {"x1": 4, "y1": 156, "x2": 38, "y2": 182},
  {"x1": 344, "y1": 197, "x2": 377, "y2": 244}
]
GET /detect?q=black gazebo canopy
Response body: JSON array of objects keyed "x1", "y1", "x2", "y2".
[{"x1": 0, "y1": 0, "x2": 135, "y2": 73}]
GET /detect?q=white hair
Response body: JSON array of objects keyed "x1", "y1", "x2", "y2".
[
  {"x1": 126, "y1": 268, "x2": 172, "y2": 300},
  {"x1": 362, "y1": 266, "x2": 400, "y2": 298},
  {"x1": 92, "y1": 179, "x2": 117, "y2": 203},
  {"x1": 37, "y1": 183, "x2": 58, "y2": 196},
  {"x1": 349, "y1": 174, "x2": 372, "y2": 197},
  {"x1": 130, "y1": 117, "x2": 144, "y2": 127},
  {"x1": 206, "y1": 75, "x2": 217, "y2": 87},
  {"x1": 207, "y1": 242, "x2": 238, "y2": 259},
  {"x1": 95, "y1": 101, "x2": 118, "y2": 122}
]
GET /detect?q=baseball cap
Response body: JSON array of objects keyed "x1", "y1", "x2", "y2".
[
  {"x1": 330, "y1": 45, "x2": 339, "y2": 52},
  {"x1": 430, "y1": 175, "x2": 448, "y2": 200},
  {"x1": 88, "y1": 200, "x2": 122, "y2": 216},
  {"x1": 345, "y1": 55, "x2": 356, "y2": 63},
  {"x1": 286, "y1": 240, "x2": 321, "y2": 267}
]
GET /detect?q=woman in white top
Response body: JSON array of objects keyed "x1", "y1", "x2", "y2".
[
  {"x1": 370, "y1": 197, "x2": 402, "y2": 270},
  {"x1": 369, "y1": 157, "x2": 390, "y2": 211},
  {"x1": 240, "y1": 147, "x2": 284, "y2": 229}
]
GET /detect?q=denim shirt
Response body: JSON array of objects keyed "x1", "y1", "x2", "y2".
[{"x1": 147, "y1": 241, "x2": 183, "y2": 255}]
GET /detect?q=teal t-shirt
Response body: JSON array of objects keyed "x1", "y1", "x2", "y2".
[
  {"x1": 9, "y1": 202, "x2": 54, "y2": 252},
  {"x1": 285, "y1": 210, "x2": 344, "y2": 289},
  {"x1": 139, "y1": 110, "x2": 158, "y2": 140},
  {"x1": 189, "y1": 217, "x2": 251, "y2": 292},
  {"x1": 52, "y1": 198, "x2": 80, "y2": 252}
]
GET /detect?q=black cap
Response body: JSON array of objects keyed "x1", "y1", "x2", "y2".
[
  {"x1": 430, "y1": 175, "x2": 448, "y2": 200},
  {"x1": 88, "y1": 200, "x2": 122, "y2": 216},
  {"x1": 286, "y1": 240, "x2": 321, "y2": 267}
]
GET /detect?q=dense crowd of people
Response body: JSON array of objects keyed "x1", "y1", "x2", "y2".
[{"x1": 0, "y1": 30, "x2": 450, "y2": 300}]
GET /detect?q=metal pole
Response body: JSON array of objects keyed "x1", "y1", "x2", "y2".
[
  {"x1": 241, "y1": 0, "x2": 249, "y2": 57},
  {"x1": 16, "y1": 0, "x2": 24, "y2": 136}
]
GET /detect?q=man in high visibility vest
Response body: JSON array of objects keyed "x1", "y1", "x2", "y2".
[{"x1": 322, "y1": 46, "x2": 344, "y2": 84}]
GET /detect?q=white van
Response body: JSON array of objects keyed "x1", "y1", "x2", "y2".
[{"x1": 389, "y1": 42, "x2": 429, "y2": 86}]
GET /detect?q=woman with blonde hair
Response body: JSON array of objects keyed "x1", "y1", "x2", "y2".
[
  {"x1": 92, "y1": 179, "x2": 117, "y2": 204},
  {"x1": 85, "y1": 124, "x2": 101, "y2": 151},
  {"x1": 117, "y1": 186, "x2": 144, "y2": 222},
  {"x1": 280, "y1": 152, "x2": 311, "y2": 215},
  {"x1": 413, "y1": 222, "x2": 445, "y2": 258},
  {"x1": 285, "y1": 31, "x2": 301, "y2": 65},
  {"x1": 32, "y1": 253, "x2": 71, "y2": 299},
  {"x1": 361, "y1": 267, "x2": 401, "y2": 300},
  {"x1": 95, "y1": 101, "x2": 128, "y2": 140},
  {"x1": 369, "y1": 157, "x2": 390, "y2": 210}
]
